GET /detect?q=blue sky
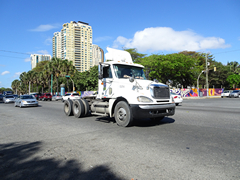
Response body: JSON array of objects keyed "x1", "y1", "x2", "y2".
[{"x1": 0, "y1": 0, "x2": 239, "y2": 88}]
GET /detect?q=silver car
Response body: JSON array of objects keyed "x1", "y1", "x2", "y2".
[
  {"x1": 14, "y1": 95, "x2": 38, "y2": 108},
  {"x1": 52, "y1": 95, "x2": 63, "y2": 101},
  {"x1": 3, "y1": 95, "x2": 15, "y2": 103},
  {"x1": 229, "y1": 90, "x2": 240, "y2": 98}
]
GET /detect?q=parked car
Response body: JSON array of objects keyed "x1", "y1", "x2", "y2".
[
  {"x1": 52, "y1": 94, "x2": 62, "y2": 101},
  {"x1": 0, "y1": 94, "x2": 4, "y2": 102},
  {"x1": 229, "y1": 90, "x2": 240, "y2": 98},
  {"x1": 221, "y1": 90, "x2": 232, "y2": 98},
  {"x1": 14, "y1": 95, "x2": 38, "y2": 108},
  {"x1": 39, "y1": 93, "x2": 52, "y2": 101},
  {"x1": 62, "y1": 92, "x2": 81, "y2": 102},
  {"x1": 30, "y1": 93, "x2": 42, "y2": 100},
  {"x1": 171, "y1": 92, "x2": 183, "y2": 106},
  {"x1": 13, "y1": 94, "x2": 18, "y2": 99},
  {"x1": 3, "y1": 95, "x2": 15, "y2": 103}
]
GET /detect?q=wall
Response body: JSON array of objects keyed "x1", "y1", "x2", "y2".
[{"x1": 171, "y1": 88, "x2": 240, "y2": 97}]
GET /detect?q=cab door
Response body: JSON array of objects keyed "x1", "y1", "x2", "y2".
[{"x1": 99, "y1": 65, "x2": 113, "y2": 98}]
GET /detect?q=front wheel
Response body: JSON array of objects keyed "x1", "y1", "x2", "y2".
[{"x1": 114, "y1": 101, "x2": 133, "y2": 127}]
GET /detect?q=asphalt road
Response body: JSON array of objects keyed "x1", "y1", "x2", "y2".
[{"x1": 0, "y1": 98, "x2": 240, "y2": 180}]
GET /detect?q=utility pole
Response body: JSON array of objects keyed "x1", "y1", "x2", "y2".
[{"x1": 206, "y1": 54, "x2": 209, "y2": 97}]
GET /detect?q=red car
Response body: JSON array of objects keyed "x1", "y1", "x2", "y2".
[{"x1": 39, "y1": 93, "x2": 52, "y2": 101}]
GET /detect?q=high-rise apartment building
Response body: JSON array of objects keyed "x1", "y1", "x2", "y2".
[
  {"x1": 60, "y1": 21, "x2": 93, "y2": 72},
  {"x1": 92, "y1": 44, "x2": 104, "y2": 66},
  {"x1": 31, "y1": 54, "x2": 51, "y2": 69},
  {"x1": 52, "y1": 32, "x2": 62, "y2": 58}
]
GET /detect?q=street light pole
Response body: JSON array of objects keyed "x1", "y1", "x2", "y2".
[
  {"x1": 66, "y1": 75, "x2": 75, "y2": 92},
  {"x1": 197, "y1": 70, "x2": 205, "y2": 97},
  {"x1": 206, "y1": 54, "x2": 209, "y2": 97}
]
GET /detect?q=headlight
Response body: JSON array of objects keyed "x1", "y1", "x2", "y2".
[
  {"x1": 22, "y1": 100, "x2": 26, "y2": 103},
  {"x1": 150, "y1": 87, "x2": 154, "y2": 97},
  {"x1": 137, "y1": 96, "x2": 153, "y2": 103}
]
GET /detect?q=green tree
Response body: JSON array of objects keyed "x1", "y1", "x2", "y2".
[
  {"x1": 140, "y1": 53, "x2": 199, "y2": 87},
  {"x1": 226, "y1": 74, "x2": 240, "y2": 88},
  {"x1": 123, "y1": 48, "x2": 146, "y2": 63}
]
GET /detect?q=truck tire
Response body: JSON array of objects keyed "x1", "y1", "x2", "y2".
[
  {"x1": 114, "y1": 101, "x2": 133, "y2": 127},
  {"x1": 81, "y1": 99, "x2": 90, "y2": 116},
  {"x1": 73, "y1": 99, "x2": 85, "y2": 118},
  {"x1": 64, "y1": 99, "x2": 73, "y2": 116}
]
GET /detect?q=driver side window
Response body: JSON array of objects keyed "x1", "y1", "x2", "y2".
[{"x1": 103, "y1": 66, "x2": 112, "y2": 78}]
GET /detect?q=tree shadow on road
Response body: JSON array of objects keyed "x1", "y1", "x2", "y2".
[{"x1": 0, "y1": 142, "x2": 125, "y2": 180}]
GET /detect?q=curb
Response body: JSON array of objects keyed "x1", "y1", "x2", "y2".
[{"x1": 183, "y1": 96, "x2": 221, "y2": 100}]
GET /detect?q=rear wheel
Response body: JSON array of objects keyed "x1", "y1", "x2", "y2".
[
  {"x1": 176, "y1": 103, "x2": 179, "y2": 106},
  {"x1": 72, "y1": 99, "x2": 85, "y2": 118},
  {"x1": 114, "y1": 101, "x2": 133, "y2": 127},
  {"x1": 81, "y1": 99, "x2": 90, "y2": 116},
  {"x1": 64, "y1": 99, "x2": 73, "y2": 116}
]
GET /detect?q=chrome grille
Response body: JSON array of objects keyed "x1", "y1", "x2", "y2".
[{"x1": 153, "y1": 87, "x2": 169, "y2": 99}]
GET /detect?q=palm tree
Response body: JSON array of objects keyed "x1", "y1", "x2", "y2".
[
  {"x1": 11, "y1": 79, "x2": 18, "y2": 94},
  {"x1": 51, "y1": 58, "x2": 63, "y2": 94},
  {"x1": 61, "y1": 59, "x2": 76, "y2": 92},
  {"x1": 44, "y1": 62, "x2": 53, "y2": 92},
  {"x1": 19, "y1": 72, "x2": 28, "y2": 94},
  {"x1": 32, "y1": 71, "x2": 40, "y2": 92},
  {"x1": 39, "y1": 72, "x2": 47, "y2": 94}
]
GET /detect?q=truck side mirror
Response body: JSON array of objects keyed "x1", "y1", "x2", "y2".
[{"x1": 98, "y1": 74, "x2": 103, "y2": 79}]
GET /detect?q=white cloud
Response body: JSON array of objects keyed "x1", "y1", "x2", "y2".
[
  {"x1": 94, "y1": 36, "x2": 112, "y2": 43},
  {"x1": 25, "y1": 58, "x2": 31, "y2": 62},
  {"x1": 45, "y1": 37, "x2": 52, "y2": 45},
  {"x1": 1, "y1": 71, "x2": 10, "y2": 75},
  {"x1": 30, "y1": 24, "x2": 60, "y2": 32},
  {"x1": 113, "y1": 27, "x2": 231, "y2": 52},
  {"x1": 12, "y1": 72, "x2": 22, "y2": 78}
]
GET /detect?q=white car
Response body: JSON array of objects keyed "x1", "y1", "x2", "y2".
[
  {"x1": 62, "y1": 92, "x2": 81, "y2": 102},
  {"x1": 3, "y1": 95, "x2": 15, "y2": 103},
  {"x1": 221, "y1": 90, "x2": 232, "y2": 98},
  {"x1": 171, "y1": 92, "x2": 183, "y2": 106}
]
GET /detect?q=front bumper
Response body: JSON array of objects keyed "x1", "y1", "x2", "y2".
[
  {"x1": 21, "y1": 102, "x2": 38, "y2": 107},
  {"x1": 130, "y1": 103, "x2": 175, "y2": 119},
  {"x1": 5, "y1": 100, "x2": 15, "y2": 103}
]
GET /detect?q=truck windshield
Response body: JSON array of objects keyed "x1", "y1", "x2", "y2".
[{"x1": 113, "y1": 64, "x2": 146, "y2": 80}]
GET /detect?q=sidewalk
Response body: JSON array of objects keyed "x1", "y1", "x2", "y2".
[{"x1": 183, "y1": 96, "x2": 221, "y2": 100}]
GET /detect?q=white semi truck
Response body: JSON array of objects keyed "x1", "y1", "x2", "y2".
[{"x1": 63, "y1": 48, "x2": 175, "y2": 127}]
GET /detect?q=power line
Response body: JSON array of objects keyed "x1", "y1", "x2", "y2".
[
  {"x1": 0, "y1": 50, "x2": 31, "y2": 55},
  {"x1": 0, "y1": 55, "x2": 30, "y2": 59},
  {"x1": 213, "y1": 49, "x2": 240, "y2": 55}
]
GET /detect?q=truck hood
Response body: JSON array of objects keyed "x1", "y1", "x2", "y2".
[{"x1": 131, "y1": 79, "x2": 168, "y2": 90}]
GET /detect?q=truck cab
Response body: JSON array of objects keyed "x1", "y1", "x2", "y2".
[{"x1": 64, "y1": 48, "x2": 175, "y2": 127}]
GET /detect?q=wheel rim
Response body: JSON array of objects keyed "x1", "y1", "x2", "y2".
[
  {"x1": 117, "y1": 107, "x2": 127, "y2": 121},
  {"x1": 74, "y1": 104, "x2": 79, "y2": 114},
  {"x1": 64, "y1": 103, "x2": 69, "y2": 112}
]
